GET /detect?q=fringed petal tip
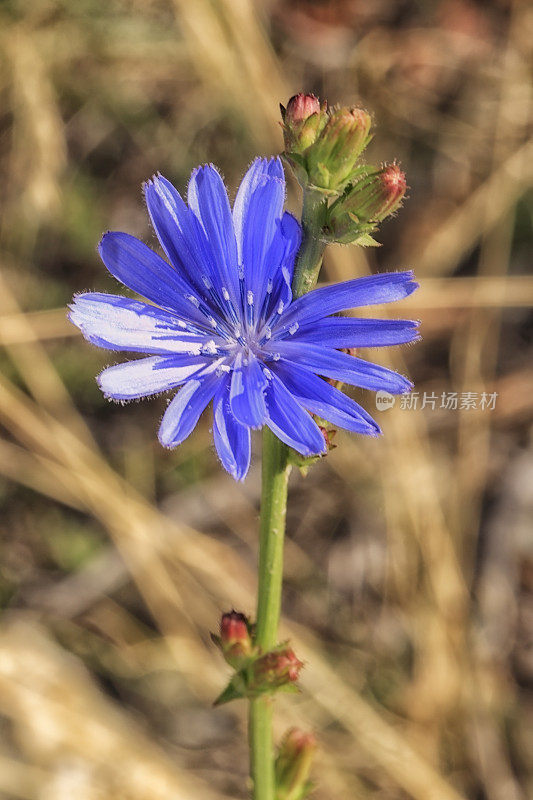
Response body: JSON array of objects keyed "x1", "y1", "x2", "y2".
[
  {"x1": 143, "y1": 171, "x2": 165, "y2": 189},
  {"x1": 157, "y1": 428, "x2": 178, "y2": 449},
  {"x1": 67, "y1": 299, "x2": 80, "y2": 324},
  {"x1": 68, "y1": 294, "x2": 96, "y2": 336},
  {"x1": 217, "y1": 449, "x2": 250, "y2": 482},
  {"x1": 393, "y1": 269, "x2": 419, "y2": 298},
  {"x1": 404, "y1": 277, "x2": 419, "y2": 296},
  {"x1": 399, "y1": 378, "x2": 414, "y2": 394},
  {"x1": 367, "y1": 422, "x2": 382, "y2": 437},
  {"x1": 95, "y1": 369, "x2": 118, "y2": 402},
  {"x1": 187, "y1": 162, "x2": 224, "y2": 189},
  {"x1": 240, "y1": 155, "x2": 284, "y2": 183},
  {"x1": 97, "y1": 230, "x2": 114, "y2": 253}
]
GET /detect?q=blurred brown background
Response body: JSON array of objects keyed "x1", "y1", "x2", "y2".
[{"x1": 0, "y1": 1, "x2": 532, "y2": 798}]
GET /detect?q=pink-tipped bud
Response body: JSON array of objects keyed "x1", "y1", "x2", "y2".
[
  {"x1": 218, "y1": 611, "x2": 253, "y2": 667},
  {"x1": 220, "y1": 610, "x2": 248, "y2": 644},
  {"x1": 281, "y1": 93, "x2": 328, "y2": 157},
  {"x1": 285, "y1": 93, "x2": 321, "y2": 124},
  {"x1": 280, "y1": 728, "x2": 317, "y2": 759},
  {"x1": 276, "y1": 728, "x2": 317, "y2": 800},
  {"x1": 251, "y1": 645, "x2": 303, "y2": 690},
  {"x1": 326, "y1": 163, "x2": 407, "y2": 242},
  {"x1": 379, "y1": 163, "x2": 407, "y2": 209}
]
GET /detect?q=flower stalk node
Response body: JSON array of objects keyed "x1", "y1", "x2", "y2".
[
  {"x1": 250, "y1": 644, "x2": 303, "y2": 692},
  {"x1": 213, "y1": 639, "x2": 303, "y2": 705}
]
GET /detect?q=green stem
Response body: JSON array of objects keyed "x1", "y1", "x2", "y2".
[
  {"x1": 249, "y1": 429, "x2": 290, "y2": 800},
  {"x1": 249, "y1": 695, "x2": 275, "y2": 800},
  {"x1": 249, "y1": 186, "x2": 327, "y2": 800},
  {"x1": 291, "y1": 189, "x2": 327, "y2": 298},
  {"x1": 256, "y1": 429, "x2": 291, "y2": 648}
]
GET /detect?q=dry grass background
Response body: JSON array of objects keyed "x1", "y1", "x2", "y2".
[{"x1": 0, "y1": 0, "x2": 532, "y2": 798}]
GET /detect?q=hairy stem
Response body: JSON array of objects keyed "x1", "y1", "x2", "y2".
[
  {"x1": 255, "y1": 430, "x2": 292, "y2": 648},
  {"x1": 249, "y1": 186, "x2": 326, "y2": 800},
  {"x1": 292, "y1": 189, "x2": 327, "y2": 297},
  {"x1": 250, "y1": 429, "x2": 291, "y2": 800}
]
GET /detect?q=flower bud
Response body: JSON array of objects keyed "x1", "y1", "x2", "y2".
[
  {"x1": 281, "y1": 93, "x2": 328, "y2": 155},
  {"x1": 251, "y1": 645, "x2": 303, "y2": 691},
  {"x1": 326, "y1": 163, "x2": 407, "y2": 242},
  {"x1": 378, "y1": 163, "x2": 407, "y2": 211},
  {"x1": 275, "y1": 728, "x2": 316, "y2": 800},
  {"x1": 219, "y1": 611, "x2": 253, "y2": 668},
  {"x1": 285, "y1": 93, "x2": 321, "y2": 124},
  {"x1": 306, "y1": 107, "x2": 372, "y2": 190}
]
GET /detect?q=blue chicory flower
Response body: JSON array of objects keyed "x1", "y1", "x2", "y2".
[{"x1": 69, "y1": 157, "x2": 418, "y2": 480}]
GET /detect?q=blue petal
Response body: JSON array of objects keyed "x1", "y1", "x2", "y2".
[
  {"x1": 277, "y1": 271, "x2": 418, "y2": 330},
  {"x1": 262, "y1": 212, "x2": 301, "y2": 322},
  {"x1": 69, "y1": 292, "x2": 221, "y2": 354},
  {"x1": 264, "y1": 371, "x2": 326, "y2": 456},
  {"x1": 230, "y1": 352, "x2": 268, "y2": 428},
  {"x1": 272, "y1": 211, "x2": 301, "y2": 286},
  {"x1": 265, "y1": 341, "x2": 413, "y2": 394},
  {"x1": 97, "y1": 355, "x2": 208, "y2": 400},
  {"x1": 233, "y1": 158, "x2": 283, "y2": 250},
  {"x1": 284, "y1": 317, "x2": 420, "y2": 348},
  {"x1": 144, "y1": 174, "x2": 213, "y2": 297},
  {"x1": 187, "y1": 165, "x2": 240, "y2": 302},
  {"x1": 213, "y1": 374, "x2": 251, "y2": 480},
  {"x1": 233, "y1": 158, "x2": 286, "y2": 313},
  {"x1": 98, "y1": 232, "x2": 209, "y2": 327},
  {"x1": 158, "y1": 372, "x2": 219, "y2": 448},
  {"x1": 272, "y1": 360, "x2": 381, "y2": 436},
  {"x1": 145, "y1": 174, "x2": 242, "y2": 328}
]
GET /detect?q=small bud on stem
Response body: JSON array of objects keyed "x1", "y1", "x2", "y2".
[
  {"x1": 306, "y1": 107, "x2": 372, "y2": 191},
  {"x1": 281, "y1": 93, "x2": 328, "y2": 156},
  {"x1": 326, "y1": 163, "x2": 407, "y2": 243},
  {"x1": 216, "y1": 610, "x2": 253, "y2": 668},
  {"x1": 276, "y1": 728, "x2": 317, "y2": 800},
  {"x1": 285, "y1": 93, "x2": 321, "y2": 123},
  {"x1": 251, "y1": 645, "x2": 303, "y2": 691}
]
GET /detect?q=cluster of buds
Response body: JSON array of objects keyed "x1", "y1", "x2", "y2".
[
  {"x1": 281, "y1": 94, "x2": 407, "y2": 246},
  {"x1": 281, "y1": 94, "x2": 371, "y2": 193},
  {"x1": 275, "y1": 728, "x2": 316, "y2": 800},
  {"x1": 213, "y1": 611, "x2": 303, "y2": 705},
  {"x1": 325, "y1": 163, "x2": 407, "y2": 244}
]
